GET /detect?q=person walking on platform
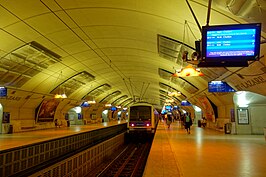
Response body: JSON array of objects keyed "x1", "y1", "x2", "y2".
[
  {"x1": 202, "y1": 117, "x2": 207, "y2": 128},
  {"x1": 185, "y1": 113, "x2": 192, "y2": 134},
  {"x1": 166, "y1": 113, "x2": 172, "y2": 128}
]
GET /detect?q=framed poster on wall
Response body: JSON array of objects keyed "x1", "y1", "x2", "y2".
[
  {"x1": 2, "y1": 112, "x2": 10, "y2": 123},
  {"x1": 237, "y1": 108, "x2": 249, "y2": 124}
]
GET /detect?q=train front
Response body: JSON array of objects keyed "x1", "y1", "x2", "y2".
[{"x1": 127, "y1": 104, "x2": 155, "y2": 133}]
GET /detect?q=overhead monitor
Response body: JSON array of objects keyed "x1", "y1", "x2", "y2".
[
  {"x1": 110, "y1": 107, "x2": 117, "y2": 111},
  {"x1": 181, "y1": 100, "x2": 191, "y2": 106},
  {"x1": 165, "y1": 105, "x2": 172, "y2": 110},
  {"x1": 80, "y1": 101, "x2": 90, "y2": 107},
  {"x1": 208, "y1": 81, "x2": 236, "y2": 92},
  {"x1": 200, "y1": 23, "x2": 261, "y2": 66},
  {"x1": 0, "y1": 87, "x2": 7, "y2": 97}
]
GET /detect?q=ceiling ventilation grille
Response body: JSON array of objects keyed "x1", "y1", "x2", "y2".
[
  {"x1": 122, "y1": 98, "x2": 134, "y2": 107},
  {"x1": 159, "y1": 83, "x2": 186, "y2": 100},
  {"x1": 0, "y1": 41, "x2": 61, "y2": 87},
  {"x1": 51, "y1": 71, "x2": 95, "y2": 97},
  {"x1": 200, "y1": 68, "x2": 227, "y2": 82},
  {"x1": 11, "y1": 41, "x2": 61, "y2": 69},
  {"x1": 119, "y1": 98, "x2": 132, "y2": 107},
  {"x1": 158, "y1": 35, "x2": 195, "y2": 65},
  {"x1": 99, "y1": 91, "x2": 121, "y2": 103},
  {"x1": 111, "y1": 95, "x2": 128, "y2": 105},
  {"x1": 159, "y1": 90, "x2": 181, "y2": 103},
  {"x1": 83, "y1": 84, "x2": 111, "y2": 99}
]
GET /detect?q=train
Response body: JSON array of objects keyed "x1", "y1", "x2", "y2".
[{"x1": 127, "y1": 102, "x2": 159, "y2": 134}]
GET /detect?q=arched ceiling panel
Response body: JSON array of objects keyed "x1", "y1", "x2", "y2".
[{"x1": 0, "y1": 0, "x2": 266, "y2": 108}]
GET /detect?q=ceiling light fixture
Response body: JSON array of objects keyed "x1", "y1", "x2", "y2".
[
  {"x1": 172, "y1": 65, "x2": 204, "y2": 77},
  {"x1": 168, "y1": 91, "x2": 181, "y2": 97},
  {"x1": 87, "y1": 100, "x2": 96, "y2": 104},
  {"x1": 54, "y1": 93, "x2": 67, "y2": 99},
  {"x1": 165, "y1": 98, "x2": 174, "y2": 103},
  {"x1": 53, "y1": 71, "x2": 67, "y2": 99},
  {"x1": 105, "y1": 104, "x2": 112, "y2": 107}
]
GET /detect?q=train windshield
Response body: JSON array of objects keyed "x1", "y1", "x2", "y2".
[{"x1": 130, "y1": 106, "x2": 151, "y2": 121}]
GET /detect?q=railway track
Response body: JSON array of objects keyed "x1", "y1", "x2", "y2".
[{"x1": 90, "y1": 142, "x2": 152, "y2": 177}]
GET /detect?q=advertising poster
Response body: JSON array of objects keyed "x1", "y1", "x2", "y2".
[
  {"x1": 197, "y1": 96, "x2": 215, "y2": 122},
  {"x1": 2, "y1": 112, "x2": 10, "y2": 123},
  {"x1": 237, "y1": 109, "x2": 249, "y2": 124},
  {"x1": 37, "y1": 99, "x2": 60, "y2": 122}
]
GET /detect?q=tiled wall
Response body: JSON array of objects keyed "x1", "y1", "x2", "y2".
[{"x1": 30, "y1": 133, "x2": 125, "y2": 177}]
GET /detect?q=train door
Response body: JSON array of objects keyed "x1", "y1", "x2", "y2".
[{"x1": 0, "y1": 103, "x2": 3, "y2": 133}]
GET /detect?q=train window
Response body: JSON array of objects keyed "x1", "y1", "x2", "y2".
[{"x1": 130, "y1": 106, "x2": 151, "y2": 121}]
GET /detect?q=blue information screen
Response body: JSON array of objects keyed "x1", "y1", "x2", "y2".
[
  {"x1": 208, "y1": 81, "x2": 236, "y2": 92},
  {"x1": 181, "y1": 101, "x2": 191, "y2": 106},
  {"x1": 80, "y1": 101, "x2": 90, "y2": 107},
  {"x1": 0, "y1": 87, "x2": 7, "y2": 97},
  {"x1": 206, "y1": 29, "x2": 256, "y2": 57},
  {"x1": 110, "y1": 107, "x2": 117, "y2": 111},
  {"x1": 165, "y1": 105, "x2": 172, "y2": 110}
]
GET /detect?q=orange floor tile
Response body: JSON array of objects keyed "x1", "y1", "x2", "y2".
[{"x1": 144, "y1": 121, "x2": 266, "y2": 177}]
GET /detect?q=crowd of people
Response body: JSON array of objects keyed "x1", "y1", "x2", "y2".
[{"x1": 162, "y1": 112, "x2": 194, "y2": 134}]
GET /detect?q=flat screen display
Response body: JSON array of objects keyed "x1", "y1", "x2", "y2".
[
  {"x1": 181, "y1": 100, "x2": 191, "y2": 106},
  {"x1": 80, "y1": 101, "x2": 90, "y2": 107},
  {"x1": 0, "y1": 87, "x2": 7, "y2": 97},
  {"x1": 165, "y1": 105, "x2": 172, "y2": 110},
  {"x1": 202, "y1": 23, "x2": 261, "y2": 62},
  {"x1": 208, "y1": 81, "x2": 236, "y2": 92},
  {"x1": 110, "y1": 107, "x2": 117, "y2": 111}
]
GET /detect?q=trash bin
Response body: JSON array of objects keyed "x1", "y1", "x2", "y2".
[
  {"x1": 198, "y1": 120, "x2": 202, "y2": 127},
  {"x1": 224, "y1": 123, "x2": 231, "y2": 134},
  {"x1": 8, "y1": 125, "x2": 13, "y2": 134}
]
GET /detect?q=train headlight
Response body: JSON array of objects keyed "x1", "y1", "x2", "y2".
[
  {"x1": 146, "y1": 123, "x2": 150, "y2": 126},
  {"x1": 131, "y1": 123, "x2": 135, "y2": 127}
]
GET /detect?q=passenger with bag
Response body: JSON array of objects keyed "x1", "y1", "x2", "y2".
[{"x1": 185, "y1": 113, "x2": 192, "y2": 134}]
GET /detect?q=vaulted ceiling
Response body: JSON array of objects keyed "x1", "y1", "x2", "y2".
[{"x1": 1, "y1": 0, "x2": 266, "y2": 109}]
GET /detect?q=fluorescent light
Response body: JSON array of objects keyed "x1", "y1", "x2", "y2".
[{"x1": 238, "y1": 104, "x2": 248, "y2": 108}]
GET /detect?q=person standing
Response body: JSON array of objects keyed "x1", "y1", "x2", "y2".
[
  {"x1": 185, "y1": 113, "x2": 192, "y2": 134},
  {"x1": 202, "y1": 117, "x2": 207, "y2": 128},
  {"x1": 166, "y1": 113, "x2": 172, "y2": 128}
]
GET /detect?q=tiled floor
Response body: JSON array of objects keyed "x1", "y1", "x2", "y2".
[
  {"x1": 144, "y1": 121, "x2": 266, "y2": 177},
  {"x1": 0, "y1": 121, "x2": 125, "y2": 151}
]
